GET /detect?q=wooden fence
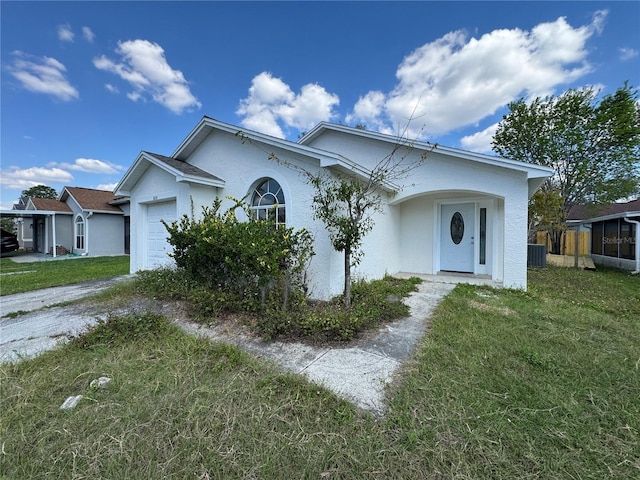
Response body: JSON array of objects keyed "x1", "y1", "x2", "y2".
[{"x1": 535, "y1": 230, "x2": 590, "y2": 255}]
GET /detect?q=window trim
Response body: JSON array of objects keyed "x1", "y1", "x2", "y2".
[{"x1": 75, "y1": 215, "x2": 85, "y2": 250}]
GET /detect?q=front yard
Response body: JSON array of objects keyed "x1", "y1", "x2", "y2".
[
  {"x1": 0, "y1": 255, "x2": 130, "y2": 295},
  {"x1": 1, "y1": 266, "x2": 638, "y2": 478}
]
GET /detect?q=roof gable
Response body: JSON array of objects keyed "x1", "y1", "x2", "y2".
[
  {"x1": 28, "y1": 197, "x2": 73, "y2": 212},
  {"x1": 115, "y1": 150, "x2": 225, "y2": 195},
  {"x1": 300, "y1": 122, "x2": 554, "y2": 179},
  {"x1": 61, "y1": 187, "x2": 123, "y2": 214},
  {"x1": 171, "y1": 116, "x2": 400, "y2": 190}
]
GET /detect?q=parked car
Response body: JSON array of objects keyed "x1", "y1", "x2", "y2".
[{"x1": 1, "y1": 229, "x2": 20, "y2": 253}]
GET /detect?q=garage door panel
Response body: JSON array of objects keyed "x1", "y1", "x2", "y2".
[{"x1": 146, "y1": 201, "x2": 176, "y2": 269}]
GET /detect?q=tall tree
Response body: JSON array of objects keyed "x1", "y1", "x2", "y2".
[
  {"x1": 21, "y1": 185, "x2": 58, "y2": 199},
  {"x1": 492, "y1": 84, "x2": 640, "y2": 253}
]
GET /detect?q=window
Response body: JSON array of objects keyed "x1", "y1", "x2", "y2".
[
  {"x1": 591, "y1": 222, "x2": 603, "y2": 255},
  {"x1": 75, "y1": 215, "x2": 85, "y2": 250},
  {"x1": 479, "y1": 208, "x2": 487, "y2": 265},
  {"x1": 620, "y1": 222, "x2": 635, "y2": 260},
  {"x1": 250, "y1": 178, "x2": 286, "y2": 226},
  {"x1": 603, "y1": 220, "x2": 619, "y2": 257}
]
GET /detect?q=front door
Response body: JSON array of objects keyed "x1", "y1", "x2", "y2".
[{"x1": 440, "y1": 203, "x2": 475, "y2": 273}]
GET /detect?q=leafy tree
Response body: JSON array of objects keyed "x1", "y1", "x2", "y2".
[
  {"x1": 492, "y1": 84, "x2": 640, "y2": 253},
  {"x1": 0, "y1": 217, "x2": 16, "y2": 234},
  {"x1": 21, "y1": 185, "x2": 58, "y2": 199}
]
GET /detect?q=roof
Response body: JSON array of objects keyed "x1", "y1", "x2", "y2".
[
  {"x1": 115, "y1": 150, "x2": 225, "y2": 195},
  {"x1": 61, "y1": 187, "x2": 123, "y2": 214},
  {"x1": 568, "y1": 199, "x2": 640, "y2": 223},
  {"x1": 145, "y1": 152, "x2": 224, "y2": 182},
  {"x1": 29, "y1": 197, "x2": 73, "y2": 212}
]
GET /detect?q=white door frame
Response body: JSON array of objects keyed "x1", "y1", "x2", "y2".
[{"x1": 434, "y1": 198, "x2": 496, "y2": 276}]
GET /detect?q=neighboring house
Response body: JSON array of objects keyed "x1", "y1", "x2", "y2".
[
  {"x1": 24, "y1": 197, "x2": 73, "y2": 254},
  {"x1": 568, "y1": 199, "x2": 640, "y2": 273},
  {"x1": 115, "y1": 116, "x2": 552, "y2": 299},
  {"x1": 8, "y1": 187, "x2": 130, "y2": 257}
]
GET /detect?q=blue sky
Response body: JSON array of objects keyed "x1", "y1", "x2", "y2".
[{"x1": 1, "y1": 1, "x2": 638, "y2": 209}]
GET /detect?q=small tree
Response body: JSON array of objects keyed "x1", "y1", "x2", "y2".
[
  {"x1": 493, "y1": 84, "x2": 640, "y2": 253},
  {"x1": 21, "y1": 185, "x2": 58, "y2": 199}
]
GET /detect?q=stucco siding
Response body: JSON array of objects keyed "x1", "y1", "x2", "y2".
[
  {"x1": 87, "y1": 214, "x2": 125, "y2": 256},
  {"x1": 502, "y1": 187, "x2": 529, "y2": 289},
  {"x1": 398, "y1": 196, "x2": 436, "y2": 274},
  {"x1": 304, "y1": 129, "x2": 416, "y2": 172},
  {"x1": 49, "y1": 216, "x2": 73, "y2": 254}
]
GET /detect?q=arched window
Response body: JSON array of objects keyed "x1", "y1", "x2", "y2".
[
  {"x1": 75, "y1": 215, "x2": 85, "y2": 250},
  {"x1": 250, "y1": 178, "x2": 286, "y2": 226}
]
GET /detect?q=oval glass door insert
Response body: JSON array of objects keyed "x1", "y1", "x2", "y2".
[{"x1": 450, "y1": 212, "x2": 464, "y2": 244}]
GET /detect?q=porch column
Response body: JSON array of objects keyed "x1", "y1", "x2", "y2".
[
  {"x1": 52, "y1": 214, "x2": 57, "y2": 257},
  {"x1": 503, "y1": 189, "x2": 529, "y2": 289},
  {"x1": 624, "y1": 217, "x2": 640, "y2": 273}
]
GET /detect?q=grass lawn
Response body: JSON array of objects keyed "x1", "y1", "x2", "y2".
[
  {"x1": 0, "y1": 255, "x2": 130, "y2": 296},
  {"x1": 1, "y1": 266, "x2": 639, "y2": 478}
]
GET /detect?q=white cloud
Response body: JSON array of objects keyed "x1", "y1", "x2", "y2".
[
  {"x1": 460, "y1": 123, "x2": 498, "y2": 153},
  {"x1": 237, "y1": 72, "x2": 339, "y2": 138},
  {"x1": 57, "y1": 24, "x2": 74, "y2": 42},
  {"x1": 48, "y1": 158, "x2": 124, "y2": 174},
  {"x1": 82, "y1": 26, "x2": 95, "y2": 43},
  {"x1": 96, "y1": 182, "x2": 117, "y2": 191},
  {"x1": 93, "y1": 39, "x2": 201, "y2": 114},
  {"x1": 105, "y1": 83, "x2": 119, "y2": 93},
  {"x1": 0, "y1": 166, "x2": 74, "y2": 190},
  {"x1": 347, "y1": 12, "x2": 605, "y2": 140},
  {"x1": 0, "y1": 201, "x2": 18, "y2": 210},
  {"x1": 7, "y1": 51, "x2": 79, "y2": 101},
  {"x1": 619, "y1": 47, "x2": 639, "y2": 61}
]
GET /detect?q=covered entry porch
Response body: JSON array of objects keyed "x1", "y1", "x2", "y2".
[{"x1": 394, "y1": 191, "x2": 508, "y2": 286}]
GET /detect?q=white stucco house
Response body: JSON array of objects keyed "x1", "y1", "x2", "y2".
[
  {"x1": 115, "y1": 116, "x2": 552, "y2": 299},
  {"x1": 6, "y1": 187, "x2": 130, "y2": 257}
]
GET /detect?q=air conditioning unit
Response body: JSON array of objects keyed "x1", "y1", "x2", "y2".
[{"x1": 527, "y1": 244, "x2": 547, "y2": 268}]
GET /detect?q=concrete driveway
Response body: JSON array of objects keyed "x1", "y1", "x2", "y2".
[
  {"x1": 0, "y1": 274, "x2": 481, "y2": 415},
  {"x1": 0, "y1": 277, "x2": 130, "y2": 363}
]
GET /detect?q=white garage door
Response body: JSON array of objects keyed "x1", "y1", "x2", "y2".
[{"x1": 146, "y1": 200, "x2": 176, "y2": 269}]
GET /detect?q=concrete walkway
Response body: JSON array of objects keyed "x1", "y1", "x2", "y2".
[
  {"x1": 174, "y1": 280, "x2": 457, "y2": 415},
  {"x1": 0, "y1": 274, "x2": 485, "y2": 415}
]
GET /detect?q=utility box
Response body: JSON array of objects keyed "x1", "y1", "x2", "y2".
[{"x1": 527, "y1": 244, "x2": 547, "y2": 268}]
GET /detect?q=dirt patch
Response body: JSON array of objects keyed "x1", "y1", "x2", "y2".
[{"x1": 468, "y1": 299, "x2": 517, "y2": 317}]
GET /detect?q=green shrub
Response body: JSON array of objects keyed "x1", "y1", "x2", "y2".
[{"x1": 163, "y1": 198, "x2": 314, "y2": 312}]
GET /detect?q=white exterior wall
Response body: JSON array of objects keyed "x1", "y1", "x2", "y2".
[
  {"x1": 502, "y1": 186, "x2": 529, "y2": 288},
  {"x1": 129, "y1": 166, "x2": 188, "y2": 273}
]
